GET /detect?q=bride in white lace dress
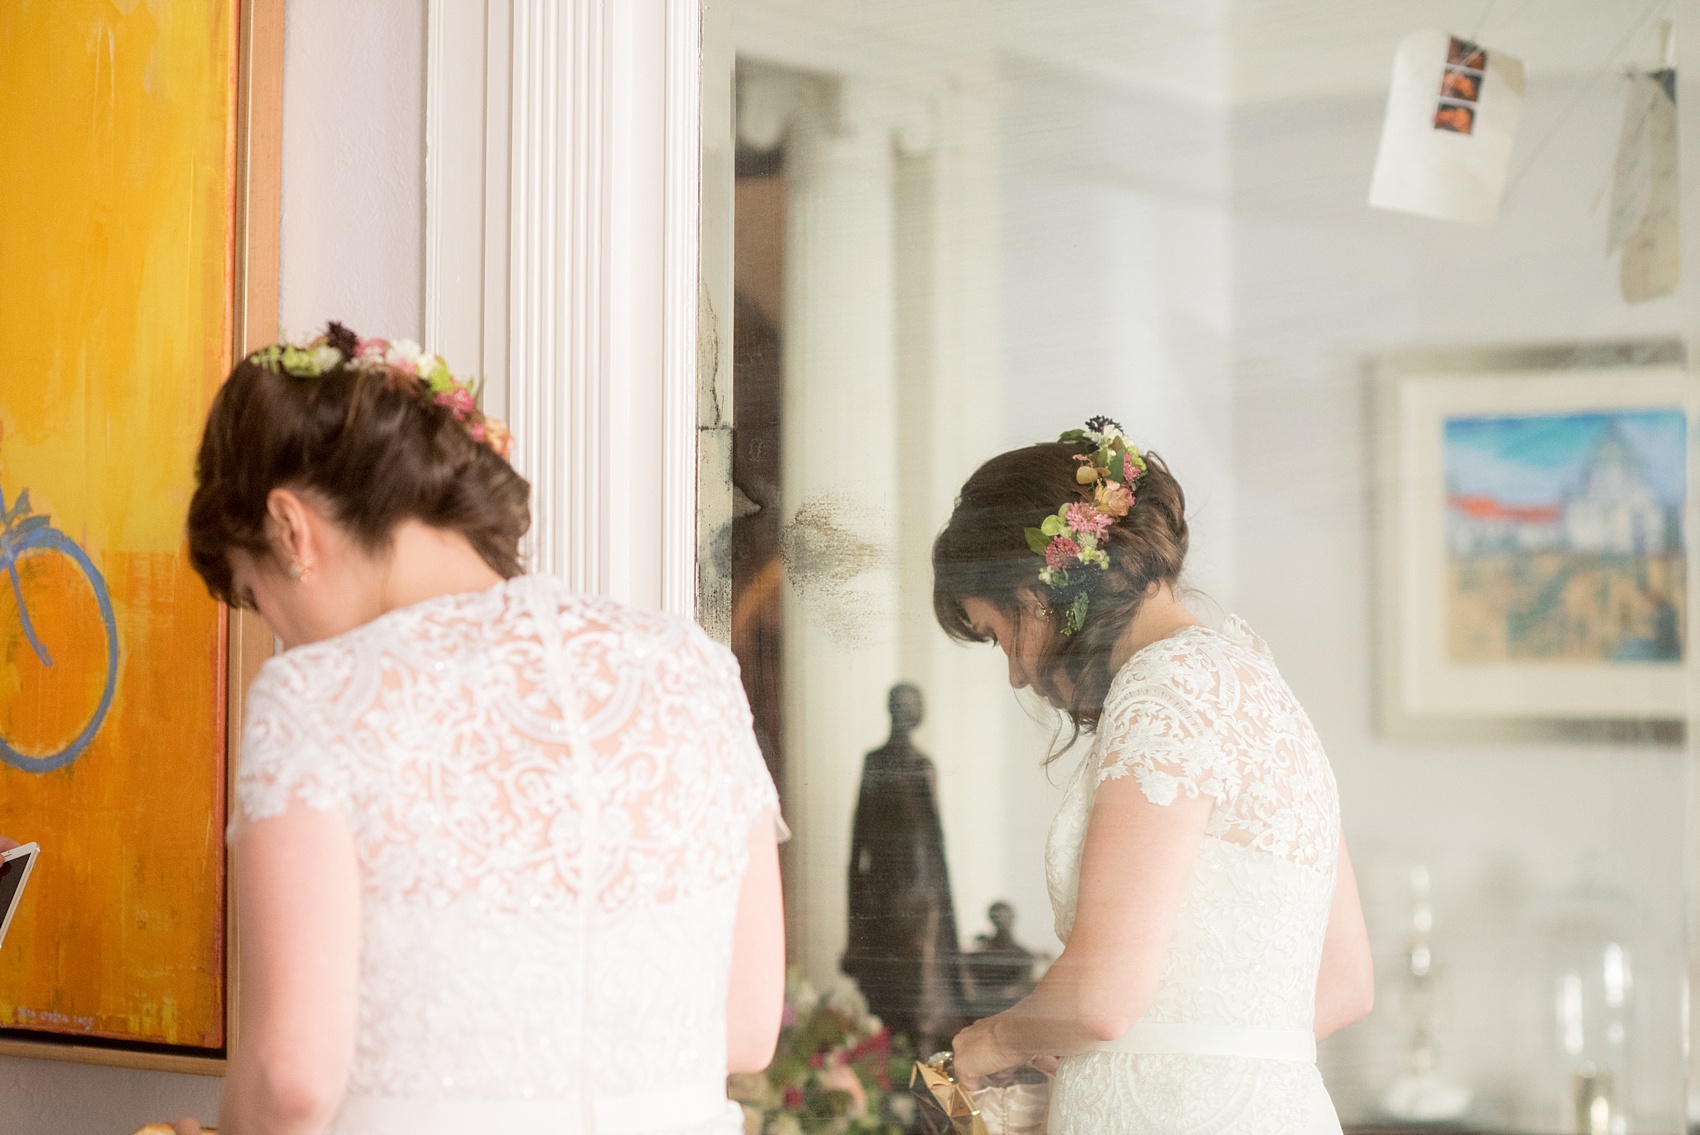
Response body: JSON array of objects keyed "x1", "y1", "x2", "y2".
[
  {"x1": 176, "y1": 326, "x2": 784, "y2": 1135},
  {"x1": 931, "y1": 420, "x2": 1373, "y2": 1134}
]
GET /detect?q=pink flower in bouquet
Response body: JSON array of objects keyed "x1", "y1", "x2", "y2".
[
  {"x1": 782, "y1": 1086, "x2": 804, "y2": 1110},
  {"x1": 1062, "y1": 502, "x2": 1111, "y2": 537},
  {"x1": 846, "y1": 1029, "x2": 890, "y2": 1063},
  {"x1": 818, "y1": 1063, "x2": 867, "y2": 1118},
  {"x1": 1045, "y1": 536, "x2": 1080, "y2": 571}
]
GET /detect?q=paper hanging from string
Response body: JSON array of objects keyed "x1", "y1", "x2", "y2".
[
  {"x1": 1369, "y1": 29, "x2": 1526, "y2": 226},
  {"x1": 1609, "y1": 67, "x2": 1678, "y2": 303}
]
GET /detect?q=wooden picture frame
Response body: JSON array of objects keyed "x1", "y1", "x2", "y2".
[
  {"x1": 0, "y1": 0, "x2": 282, "y2": 1073},
  {"x1": 1370, "y1": 340, "x2": 1693, "y2": 744}
]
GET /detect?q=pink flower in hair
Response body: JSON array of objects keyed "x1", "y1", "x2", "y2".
[
  {"x1": 355, "y1": 337, "x2": 388, "y2": 362},
  {"x1": 1045, "y1": 536, "x2": 1081, "y2": 570},
  {"x1": 436, "y1": 388, "x2": 476, "y2": 419},
  {"x1": 1124, "y1": 452, "x2": 1145, "y2": 483},
  {"x1": 1063, "y1": 502, "x2": 1111, "y2": 537}
]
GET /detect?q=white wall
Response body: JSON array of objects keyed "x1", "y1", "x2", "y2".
[
  {"x1": 0, "y1": 3, "x2": 426, "y2": 1130},
  {"x1": 277, "y1": 0, "x2": 427, "y2": 340},
  {"x1": 1231, "y1": 73, "x2": 1689, "y2": 1130}
]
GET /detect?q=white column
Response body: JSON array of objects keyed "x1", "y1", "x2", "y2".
[
  {"x1": 498, "y1": 0, "x2": 699, "y2": 613},
  {"x1": 899, "y1": 72, "x2": 1020, "y2": 958},
  {"x1": 757, "y1": 72, "x2": 906, "y2": 985}
]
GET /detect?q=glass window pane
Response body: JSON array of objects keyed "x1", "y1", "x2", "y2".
[{"x1": 707, "y1": 6, "x2": 1698, "y2": 1130}]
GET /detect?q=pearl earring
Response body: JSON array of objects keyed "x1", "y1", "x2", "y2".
[{"x1": 289, "y1": 557, "x2": 311, "y2": 581}]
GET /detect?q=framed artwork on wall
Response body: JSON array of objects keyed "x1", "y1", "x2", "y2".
[
  {"x1": 0, "y1": 0, "x2": 281, "y2": 1072},
  {"x1": 1371, "y1": 341, "x2": 1694, "y2": 741}
]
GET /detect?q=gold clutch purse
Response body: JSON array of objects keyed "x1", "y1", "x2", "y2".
[
  {"x1": 911, "y1": 1053, "x2": 989, "y2": 1135},
  {"x1": 911, "y1": 1052, "x2": 1050, "y2": 1135}
]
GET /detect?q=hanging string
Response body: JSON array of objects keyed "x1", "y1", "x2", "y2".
[
  {"x1": 1466, "y1": 0, "x2": 1504, "y2": 45},
  {"x1": 1498, "y1": 0, "x2": 1669, "y2": 209}
]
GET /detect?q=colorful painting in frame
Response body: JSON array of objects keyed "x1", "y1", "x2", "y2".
[
  {"x1": 1373, "y1": 342, "x2": 1694, "y2": 736},
  {"x1": 0, "y1": 0, "x2": 281, "y2": 1066}
]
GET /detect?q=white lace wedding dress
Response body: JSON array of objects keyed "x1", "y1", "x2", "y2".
[
  {"x1": 1044, "y1": 617, "x2": 1344, "y2": 1134},
  {"x1": 233, "y1": 575, "x2": 777, "y2": 1135}
]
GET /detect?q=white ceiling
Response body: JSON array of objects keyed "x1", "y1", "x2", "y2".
[{"x1": 995, "y1": 0, "x2": 1677, "y2": 105}]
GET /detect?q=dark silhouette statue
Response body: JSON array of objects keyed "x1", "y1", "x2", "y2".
[
  {"x1": 964, "y1": 901, "x2": 1044, "y2": 1018},
  {"x1": 842, "y1": 683, "x2": 964, "y2": 1055}
]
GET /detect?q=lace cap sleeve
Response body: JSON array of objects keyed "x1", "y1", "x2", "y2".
[
  {"x1": 1096, "y1": 636, "x2": 1230, "y2": 808},
  {"x1": 230, "y1": 654, "x2": 350, "y2": 837},
  {"x1": 693, "y1": 632, "x2": 787, "y2": 843}
]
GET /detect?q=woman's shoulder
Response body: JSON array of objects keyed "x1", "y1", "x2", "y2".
[{"x1": 1103, "y1": 616, "x2": 1279, "y2": 713}]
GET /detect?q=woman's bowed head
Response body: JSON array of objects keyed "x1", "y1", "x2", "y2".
[
  {"x1": 186, "y1": 323, "x2": 530, "y2": 645},
  {"x1": 934, "y1": 416, "x2": 1188, "y2": 733}
]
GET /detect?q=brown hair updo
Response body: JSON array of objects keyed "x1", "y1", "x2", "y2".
[
  {"x1": 932, "y1": 439, "x2": 1188, "y2": 736},
  {"x1": 186, "y1": 325, "x2": 531, "y2": 604}
]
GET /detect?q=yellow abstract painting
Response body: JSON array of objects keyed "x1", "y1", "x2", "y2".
[{"x1": 0, "y1": 0, "x2": 237, "y2": 1050}]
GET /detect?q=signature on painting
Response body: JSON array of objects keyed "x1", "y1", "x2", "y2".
[{"x1": 0, "y1": 481, "x2": 118, "y2": 772}]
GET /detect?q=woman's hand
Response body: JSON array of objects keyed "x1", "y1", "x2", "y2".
[
  {"x1": 0, "y1": 836, "x2": 19, "y2": 854},
  {"x1": 172, "y1": 1120, "x2": 204, "y2": 1135},
  {"x1": 951, "y1": 1015, "x2": 1025, "y2": 1085}
]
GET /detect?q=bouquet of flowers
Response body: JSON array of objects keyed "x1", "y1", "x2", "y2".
[{"x1": 728, "y1": 969, "x2": 913, "y2": 1135}]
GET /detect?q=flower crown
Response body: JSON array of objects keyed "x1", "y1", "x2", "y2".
[
  {"x1": 249, "y1": 322, "x2": 514, "y2": 460},
  {"x1": 1024, "y1": 415, "x2": 1147, "y2": 635}
]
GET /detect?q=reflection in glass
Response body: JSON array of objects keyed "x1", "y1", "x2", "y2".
[{"x1": 710, "y1": 3, "x2": 1698, "y2": 1129}]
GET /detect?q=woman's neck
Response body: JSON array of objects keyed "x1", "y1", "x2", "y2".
[
  {"x1": 1110, "y1": 583, "x2": 1203, "y2": 671},
  {"x1": 373, "y1": 520, "x2": 506, "y2": 616}
]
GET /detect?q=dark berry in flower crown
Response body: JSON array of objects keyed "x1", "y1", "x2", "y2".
[{"x1": 1084, "y1": 414, "x2": 1123, "y2": 437}]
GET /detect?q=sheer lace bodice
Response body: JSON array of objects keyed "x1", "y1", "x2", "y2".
[
  {"x1": 1044, "y1": 617, "x2": 1342, "y2": 1134},
  {"x1": 233, "y1": 576, "x2": 775, "y2": 1135}
]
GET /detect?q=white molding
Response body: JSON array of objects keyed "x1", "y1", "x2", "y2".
[
  {"x1": 507, "y1": 0, "x2": 608, "y2": 590},
  {"x1": 499, "y1": 0, "x2": 700, "y2": 610},
  {"x1": 424, "y1": 0, "x2": 492, "y2": 368},
  {"x1": 480, "y1": 0, "x2": 512, "y2": 419},
  {"x1": 423, "y1": 0, "x2": 446, "y2": 343},
  {"x1": 661, "y1": 0, "x2": 702, "y2": 617}
]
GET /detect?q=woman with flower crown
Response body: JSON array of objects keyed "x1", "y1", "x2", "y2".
[
  {"x1": 932, "y1": 419, "x2": 1373, "y2": 1133},
  {"x1": 172, "y1": 324, "x2": 785, "y2": 1135}
]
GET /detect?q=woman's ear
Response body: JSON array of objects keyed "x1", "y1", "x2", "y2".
[{"x1": 264, "y1": 487, "x2": 317, "y2": 572}]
